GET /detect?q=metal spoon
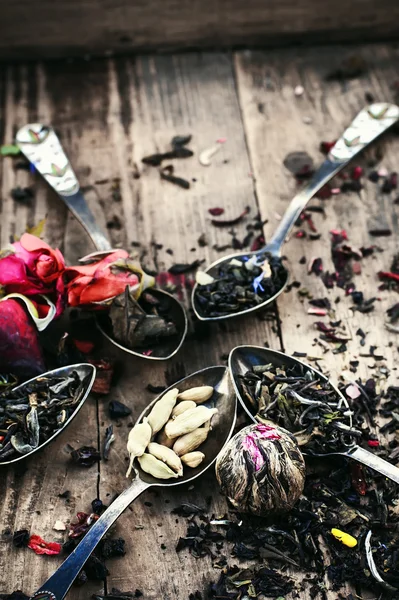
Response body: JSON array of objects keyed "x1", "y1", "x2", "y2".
[
  {"x1": 15, "y1": 123, "x2": 188, "y2": 360},
  {"x1": 229, "y1": 345, "x2": 399, "y2": 484},
  {"x1": 29, "y1": 365, "x2": 236, "y2": 600},
  {"x1": 192, "y1": 103, "x2": 399, "y2": 321},
  {"x1": 0, "y1": 363, "x2": 96, "y2": 466}
]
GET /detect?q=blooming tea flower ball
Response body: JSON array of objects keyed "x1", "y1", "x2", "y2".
[{"x1": 215, "y1": 423, "x2": 305, "y2": 516}]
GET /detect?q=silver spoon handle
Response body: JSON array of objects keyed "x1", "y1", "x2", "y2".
[
  {"x1": 29, "y1": 477, "x2": 150, "y2": 600},
  {"x1": 15, "y1": 123, "x2": 111, "y2": 252},
  {"x1": 267, "y1": 103, "x2": 399, "y2": 253},
  {"x1": 346, "y1": 445, "x2": 399, "y2": 484}
]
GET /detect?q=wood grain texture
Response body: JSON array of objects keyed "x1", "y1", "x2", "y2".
[
  {"x1": 235, "y1": 45, "x2": 399, "y2": 597},
  {"x1": 1, "y1": 43, "x2": 398, "y2": 599},
  {"x1": 0, "y1": 52, "x2": 281, "y2": 598},
  {"x1": 0, "y1": 67, "x2": 100, "y2": 599},
  {"x1": 235, "y1": 43, "x2": 399, "y2": 385},
  {"x1": 1, "y1": 0, "x2": 399, "y2": 60}
]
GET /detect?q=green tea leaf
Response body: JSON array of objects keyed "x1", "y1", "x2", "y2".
[
  {"x1": 26, "y1": 218, "x2": 46, "y2": 238},
  {"x1": 0, "y1": 144, "x2": 21, "y2": 156}
]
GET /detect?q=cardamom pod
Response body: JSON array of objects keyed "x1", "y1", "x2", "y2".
[
  {"x1": 181, "y1": 451, "x2": 205, "y2": 468},
  {"x1": 177, "y1": 385, "x2": 214, "y2": 404},
  {"x1": 165, "y1": 406, "x2": 218, "y2": 439},
  {"x1": 147, "y1": 442, "x2": 183, "y2": 475},
  {"x1": 172, "y1": 400, "x2": 196, "y2": 418},
  {"x1": 147, "y1": 388, "x2": 179, "y2": 435},
  {"x1": 126, "y1": 417, "x2": 152, "y2": 478},
  {"x1": 156, "y1": 426, "x2": 174, "y2": 448},
  {"x1": 173, "y1": 421, "x2": 211, "y2": 456},
  {"x1": 138, "y1": 453, "x2": 179, "y2": 479}
]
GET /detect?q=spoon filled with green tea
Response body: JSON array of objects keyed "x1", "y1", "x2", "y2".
[
  {"x1": 0, "y1": 363, "x2": 96, "y2": 466},
  {"x1": 15, "y1": 124, "x2": 187, "y2": 361},
  {"x1": 29, "y1": 365, "x2": 236, "y2": 600},
  {"x1": 192, "y1": 103, "x2": 399, "y2": 321},
  {"x1": 229, "y1": 345, "x2": 399, "y2": 484}
]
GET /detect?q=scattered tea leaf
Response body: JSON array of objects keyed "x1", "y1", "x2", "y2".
[
  {"x1": 160, "y1": 165, "x2": 190, "y2": 189},
  {"x1": 0, "y1": 145, "x2": 20, "y2": 156},
  {"x1": 211, "y1": 207, "x2": 250, "y2": 227}
]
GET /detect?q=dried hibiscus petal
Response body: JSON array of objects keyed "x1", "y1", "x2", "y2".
[
  {"x1": 208, "y1": 207, "x2": 224, "y2": 216},
  {"x1": 69, "y1": 511, "x2": 99, "y2": 539},
  {"x1": 28, "y1": 534, "x2": 61, "y2": 555},
  {"x1": 250, "y1": 235, "x2": 265, "y2": 251},
  {"x1": 211, "y1": 206, "x2": 250, "y2": 227},
  {"x1": 350, "y1": 463, "x2": 367, "y2": 495},
  {"x1": 320, "y1": 141, "x2": 336, "y2": 154},
  {"x1": 351, "y1": 166, "x2": 363, "y2": 180},
  {"x1": 315, "y1": 185, "x2": 333, "y2": 200}
]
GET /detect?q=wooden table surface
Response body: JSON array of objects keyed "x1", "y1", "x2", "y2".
[{"x1": 0, "y1": 42, "x2": 398, "y2": 599}]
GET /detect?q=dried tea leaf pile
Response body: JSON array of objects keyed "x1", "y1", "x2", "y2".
[
  {"x1": 194, "y1": 253, "x2": 287, "y2": 318},
  {"x1": 238, "y1": 361, "x2": 364, "y2": 455},
  {"x1": 101, "y1": 287, "x2": 180, "y2": 355},
  {"x1": 126, "y1": 385, "x2": 217, "y2": 479},
  {"x1": 177, "y1": 458, "x2": 399, "y2": 598},
  {"x1": 0, "y1": 370, "x2": 90, "y2": 462}
]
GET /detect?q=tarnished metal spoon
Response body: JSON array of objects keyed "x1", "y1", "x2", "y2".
[
  {"x1": 0, "y1": 363, "x2": 96, "y2": 466},
  {"x1": 29, "y1": 365, "x2": 236, "y2": 600},
  {"x1": 192, "y1": 103, "x2": 399, "y2": 321},
  {"x1": 15, "y1": 123, "x2": 188, "y2": 360},
  {"x1": 229, "y1": 345, "x2": 399, "y2": 484}
]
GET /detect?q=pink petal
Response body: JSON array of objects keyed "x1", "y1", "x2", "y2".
[{"x1": 346, "y1": 384, "x2": 361, "y2": 400}]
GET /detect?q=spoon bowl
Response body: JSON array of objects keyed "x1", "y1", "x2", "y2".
[
  {"x1": 16, "y1": 123, "x2": 188, "y2": 361},
  {"x1": 135, "y1": 365, "x2": 237, "y2": 485},
  {"x1": 229, "y1": 345, "x2": 399, "y2": 484},
  {"x1": 30, "y1": 365, "x2": 236, "y2": 600},
  {"x1": 192, "y1": 103, "x2": 399, "y2": 322},
  {"x1": 229, "y1": 344, "x2": 345, "y2": 421},
  {"x1": 97, "y1": 287, "x2": 188, "y2": 360},
  {"x1": 192, "y1": 248, "x2": 289, "y2": 321},
  {"x1": 0, "y1": 363, "x2": 96, "y2": 467}
]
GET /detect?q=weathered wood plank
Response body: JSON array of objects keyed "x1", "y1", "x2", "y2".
[
  {"x1": 1, "y1": 0, "x2": 399, "y2": 60},
  {"x1": 0, "y1": 52, "x2": 282, "y2": 599},
  {"x1": 0, "y1": 63, "x2": 102, "y2": 599},
  {"x1": 235, "y1": 43, "x2": 399, "y2": 384},
  {"x1": 235, "y1": 43, "x2": 399, "y2": 598},
  {"x1": 2, "y1": 43, "x2": 398, "y2": 600},
  {"x1": 97, "y1": 53, "x2": 283, "y2": 599}
]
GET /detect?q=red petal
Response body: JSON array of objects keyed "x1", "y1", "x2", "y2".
[
  {"x1": 19, "y1": 233, "x2": 53, "y2": 253},
  {"x1": 28, "y1": 534, "x2": 61, "y2": 555},
  {"x1": 208, "y1": 207, "x2": 224, "y2": 216},
  {"x1": 378, "y1": 271, "x2": 399, "y2": 282}
]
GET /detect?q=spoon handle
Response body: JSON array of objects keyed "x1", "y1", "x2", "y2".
[
  {"x1": 345, "y1": 445, "x2": 399, "y2": 484},
  {"x1": 29, "y1": 477, "x2": 150, "y2": 600},
  {"x1": 267, "y1": 103, "x2": 399, "y2": 253},
  {"x1": 15, "y1": 123, "x2": 111, "y2": 252}
]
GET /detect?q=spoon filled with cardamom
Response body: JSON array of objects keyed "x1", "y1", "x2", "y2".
[
  {"x1": 29, "y1": 365, "x2": 236, "y2": 600},
  {"x1": 192, "y1": 103, "x2": 399, "y2": 321},
  {"x1": 15, "y1": 123, "x2": 188, "y2": 361},
  {"x1": 229, "y1": 345, "x2": 399, "y2": 484}
]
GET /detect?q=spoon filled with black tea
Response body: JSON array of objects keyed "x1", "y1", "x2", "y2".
[
  {"x1": 0, "y1": 363, "x2": 96, "y2": 466},
  {"x1": 229, "y1": 345, "x2": 399, "y2": 484},
  {"x1": 29, "y1": 365, "x2": 236, "y2": 600},
  {"x1": 15, "y1": 124, "x2": 187, "y2": 361},
  {"x1": 192, "y1": 103, "x2": 399, "y2": 321}
]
